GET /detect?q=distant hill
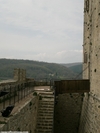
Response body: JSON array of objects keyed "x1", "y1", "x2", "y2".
[
  {"x1": 62, "y1": 62, "x2": 82, "y2": 68},
  {"x1": 61, "y1": 63, "x2": 83, "y2": 79},
  {"x1": 0, "y1": 59, "x2": 77, "y2": 80}
]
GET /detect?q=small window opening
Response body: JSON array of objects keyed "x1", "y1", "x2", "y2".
[
  {"x1": 84, "y1": 52, "x2": 87, "y2": 63},
  {"x1": 86, "y1": 0, "x2": 89, "y2": 12}
]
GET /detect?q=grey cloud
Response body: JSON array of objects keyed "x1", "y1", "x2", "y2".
[{"x1": 0, "y1": 0, "x2": 84, "y2": 63}]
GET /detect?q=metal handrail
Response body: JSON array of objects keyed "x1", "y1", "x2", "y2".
[{"x1": 0, "y1": 81, "x2": 34, "y2": 110}]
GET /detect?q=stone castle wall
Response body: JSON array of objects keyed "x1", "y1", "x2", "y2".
[
  {"x1": 0, "y1": 95, "x2": 39, "y2": 132},
  {"x1": 54, "y1": 93, "x2": 83, "y2": 133},
  {"x1": 14, "y1": 69, "x2": 26, "y2": 81},
  {"x1": 79, "y1": 0, "x2": 100, "y2": 132}
]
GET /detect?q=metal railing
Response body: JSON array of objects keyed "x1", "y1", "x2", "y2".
[{"x1": 0, "y1": 81, "x2": 34, "y2": 111}]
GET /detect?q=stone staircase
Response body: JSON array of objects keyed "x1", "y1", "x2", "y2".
[{"x1": 36, "y1": 90, "x2": 54, "y2": 133}]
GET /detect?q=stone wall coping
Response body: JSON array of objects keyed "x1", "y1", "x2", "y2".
[{"x1": 0, "y1": 93, "x2": 39, "y2": 126}]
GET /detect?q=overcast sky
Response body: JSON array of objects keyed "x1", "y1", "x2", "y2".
[{"x1": 0, "y1": 0, "x2": 84, "y2": 63}]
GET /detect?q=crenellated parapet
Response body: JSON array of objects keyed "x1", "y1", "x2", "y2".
[{"x1": 14, "y1": 68, "x2": 26, "y2": 82}]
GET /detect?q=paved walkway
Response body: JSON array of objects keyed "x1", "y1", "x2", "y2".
[
  {"x1": 34, "y1": 86, "x2": 51, "y2": 91},
  {"x1": 0, "y1": 93, "x2": 33, "y2": 122}
]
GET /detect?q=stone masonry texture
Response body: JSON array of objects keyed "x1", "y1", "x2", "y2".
[
  {"x1": 0, "y1": 95, "x2": 39, "y2": 132},
  {"x1": 54, "y1": 93, "x2": 83, "y2": 133},
  {"x1": 79, "y1": 0, "x2": 100, "y2": 132}
]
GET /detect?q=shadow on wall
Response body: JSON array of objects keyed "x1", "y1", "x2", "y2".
[{"x1": 54, "y1": 93, "x2": 84, "y2": 133}]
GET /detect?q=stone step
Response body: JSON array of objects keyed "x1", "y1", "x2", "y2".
[
  {"x1": 34, "y1": 90, "x2": 52, "y2": 93},
  {"x1": 37, "y1": 127, "x2": 52, "y2": 130},
  {"x1": 41, "y1": 95, "x2": 54, "y2": 98},
  {"x1": 39, "y1": 102, "x2": 54, "y2": 105},
  {"x1": 37, "y1": 119, "x2": 53, "y2": 123},
  {"x1": 39, "y1": 99, "x2": 54, "y2": 102},
  {"x1": 39, "y1": 91, "x2": 54, "y2": 95},
  {"x1": 39, "y1": 101, "x2": 54, "y2": 105},
  {"x1": 40, "y1": 98, "x2": 54, "y2": 102},
  {"x1": 36, "y1": 89, "x2": 54, "y2": 133},
  {"x1": 39, "y1": 104, "x2": 54, "y2": 108},
  {"x1": 37, "y1": 120, "x2": 53, "y2": 124},
  {"x1": 37, "y1": 119, "x2": 53, "y2": 122},
  {"x1": 37, "y1": 125, "x2": 52, "y2": 129},
  {"x1": 38, "y1": 111, "x2": 53, "y2": 114},
  {"x1": 36, "y1": 128, "x2": 52, "y2": 132},
  {"x1": 37, "y1": 116, "x2": 53, "y2": 119},
  {"x1": 37, "y1": 116, "x2": 53, "y2": 120},
  {"x1": 37, "y1": 123, "x2": 53, "y2": 126},
  {"x1": 39, "y1": 102, "x2": 54, "y2": 106},
  {"x1": 38, "y1": 110, "x2": 53, "y2": 114},
  {"x1": 37, "y1": 115, "x2": 53, "y2": 119},
  {"x1": 41, "y1": 97, "x2": 54, "y2": 99},
  {"x1": 39, "y1": 107, "x2": 54, "y2": 111},
  {"x1": 38, "y1": 113, "x2": 53, "y2": 116},
  {"x1": 37, "y1": 122, "x2": 53, "y2": 126}
]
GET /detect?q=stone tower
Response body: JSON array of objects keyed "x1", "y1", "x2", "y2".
[
  {"x1": 14, "y1": 68, "x2": 26, "y2": 82},
  {"x1": 79, "y1": 0, "x2": 100, "y2": 132}
]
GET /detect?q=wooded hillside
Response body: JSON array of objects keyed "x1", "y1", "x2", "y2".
[{"x1": 0, "y1": 59, "x2": 77, "y2": 80}]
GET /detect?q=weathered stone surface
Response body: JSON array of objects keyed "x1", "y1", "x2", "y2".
[
  {"x1": 0, "y1": 94, "x2": 39, "y2": 132},
  {"x1": 79, "y1": 0, "x2": 100, "y2": 132},
  {"x1": 54, "y1": 93, "x2": 83, "y2": 133}
]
